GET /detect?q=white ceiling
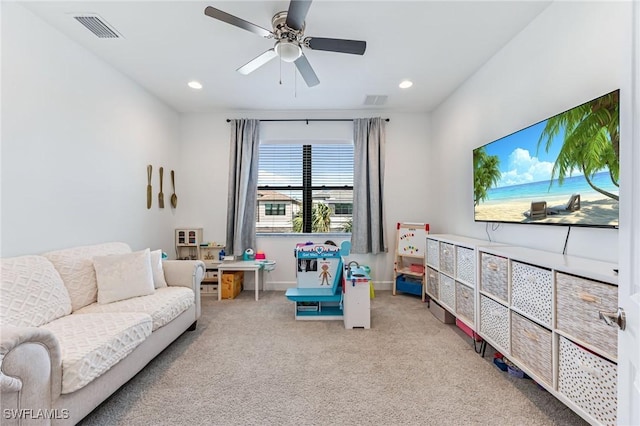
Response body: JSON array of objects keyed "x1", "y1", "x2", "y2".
[{"x1": 22, "y1": 1, "x2": 551, "y2": 113}]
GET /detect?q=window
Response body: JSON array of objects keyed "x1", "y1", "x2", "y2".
[
  {"x1": 333, "y1": 203, "x2": 353, "y2": 215},
  {"x1": 265, "y1": 203, "x2": 286, "y2": 215},
  {"x1": 257, "y1": 143, "x2": 353, "y2": 233}
]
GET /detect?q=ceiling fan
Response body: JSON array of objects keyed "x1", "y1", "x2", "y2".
[{"x1": 204, "y1": 0, "x2": 367, "y2": 87}]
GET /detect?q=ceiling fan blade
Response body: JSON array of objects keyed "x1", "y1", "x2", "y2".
[
  {"x1": 305, "y1": 37, "x2": 366, "y2": 55},
  {"x1": 237, "y1": 49, "x2": 278, "y2": 75},
  {"x1": 204, "y1": 6, "x2": 273, "y2": 38},
  {"x1": 286, "y1": 0, "x2": 313, "y2": 31},
  {"x1": 294, "y1": 54, "x2": 320, "y2": 87}
]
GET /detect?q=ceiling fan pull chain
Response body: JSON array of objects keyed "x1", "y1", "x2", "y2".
[
  {"x1": 279, "y1": 57, "x2": 282, "y2": 85},
  {"x1": 294, "y1": 65, "x2": 297, "y2": 98}
]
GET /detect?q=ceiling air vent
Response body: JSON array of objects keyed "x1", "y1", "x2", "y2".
[
  {"x1": 73, "y1": 15, "x2": 121, "y2": 39},
  {"x1": 363, "y1": 95, "x2": 388, "y2": 106}
]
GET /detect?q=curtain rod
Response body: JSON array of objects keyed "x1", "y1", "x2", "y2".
[{"x1": 225, "y1": 118, "x2": 390, "y2": 123}]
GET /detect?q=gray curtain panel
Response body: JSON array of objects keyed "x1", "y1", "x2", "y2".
[
  {"x1": 226, "y1": 119, "x2": 259, "y2": 256},
  {"x1": 351, "y1": 117, "x2": 387, "y2": 254}
]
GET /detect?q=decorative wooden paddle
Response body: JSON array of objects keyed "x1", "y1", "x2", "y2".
[
  {"x1": 146, "y1": 165, "x2": 152, "y2": 209},
  {"x1": 158, "y1": 167, "x2": 165, "y2": 208},
  {"x1": 170, "y1": 170, "x2": 178, "y2": 208}
]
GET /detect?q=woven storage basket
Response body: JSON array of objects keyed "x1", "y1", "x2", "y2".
[
  {"x1": 455, "y1": 282, "x2": 474, "y2": 325},
  {"x1": 511, "y1": 261, "x2": 552, "y2": 327},
  {"x1": 556, "y1": 272, "x2": 618, "y2": 360},
  {"x1": 510, "y1": 311, "x2": 552, "y2": 386},
  {"x1": 455, "y1": 246, "x2": 475, "y2": 285},
  {"x1": 480, "y1": 295, "x2": 510, "y2": 353},
  {"x1": 558, "y1": 337, "x2": 617, "y2": 426},
  {"x1": 426, "y1": 238, "x2": 439, "y2": 268},
  {"x1": 439, "y1": 242, "x2": 455, "y2": 276},
  {"x1": 480, "y1": 253, "x2": 508, "y2": 303},
  {"x1": 439, "y1": 273, "x2": 455, "y2": 311},
  {"x1": 426, "y1": 267, "x2": 439, "y2": 299}
]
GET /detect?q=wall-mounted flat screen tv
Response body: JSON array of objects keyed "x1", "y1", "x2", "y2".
[{"x1": 473, "y1": 89, "x2": 619, "y2": 228}]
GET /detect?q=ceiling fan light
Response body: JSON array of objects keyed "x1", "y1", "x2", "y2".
[
  {"x1": 275, "y1": 41, "x2": 302, "y2": 62},
  {"x1": 399, "y1": 80, "x2": 413, "y2": 89}
]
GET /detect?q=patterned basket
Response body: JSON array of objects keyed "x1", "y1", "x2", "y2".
[
  {"x1": 511, "y1": 261, "x2": 552, "y2": 327},
  {"x1": 455, "y1": 246, "x2": 475, "y2": 285},
  {"x1": 480, "y1": 253, "x2": 508, "y2": 303},
  {"x1": 426, "y1": 239, "x2": 439, "y2": 268},
  {"x1": 480, "y1": 295, "x2": 510, "y2": 353},
  {"x1": 439, "y1": 242, "x2": 455, "y2": 276},
  {"x1": 558, "y1": 337, "x2": 617, "y2": 425}
]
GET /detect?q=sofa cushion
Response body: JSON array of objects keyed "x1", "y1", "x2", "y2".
[
  {"x1": 0, "y1": 255, "x2": 72, "y2": 327},
  {"x1": 41, "y1": 312, "x2": 152, "y2": 394},
  {"x1": 43, "y1": 242, "x2": 131, "y2": 311},
  {"x1": 150, "y1": 249, "x2": 168, "y2": 288},
  {"x1": 75, "y1": 287, "x2": 194, "y2": 331},
  {"x1": 93, "y1": 249, "x2": 155, "y2": 304}
]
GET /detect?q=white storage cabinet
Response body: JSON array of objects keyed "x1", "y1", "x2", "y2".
[
  {"x1": 477, "y1": 245, "x2": 618, "y2": 426},
  {"x1": 425, "y1": 234, "x2": 504, "y2": 332}
]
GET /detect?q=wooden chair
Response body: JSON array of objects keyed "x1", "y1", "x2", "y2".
[
  {"x1": 548, "y1": 193, "x2": 581, "y2": 214},
  {"x1": 529, "y1": 201, "x2": 548, "y2": 220},
  {"x1": 565, "y1": 193, "x2": 581, "y2": 211}
]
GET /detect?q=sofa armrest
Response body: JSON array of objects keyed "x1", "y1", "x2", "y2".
[
  {"x1": 163, "y1": 260, "x2": 204, "y2": 318},
  {"x1": 1, "y1": 325, "x2": 62, "y2": 419}
]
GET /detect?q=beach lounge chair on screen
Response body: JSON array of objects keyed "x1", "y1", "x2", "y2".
[
  {"x1": 529, "y1": 201, "x2": 548, "y2": 220},
  {"x1": 548, "y1": 194, "x2": 581, "y2": 214}
]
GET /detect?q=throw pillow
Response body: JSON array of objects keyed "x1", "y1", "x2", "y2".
[
  {"x1": 150, "y1": 249, "x2": 168, "y2": 288},
  {"x1": 94, "y1": 249, "x2": 155, "y2": 304}
]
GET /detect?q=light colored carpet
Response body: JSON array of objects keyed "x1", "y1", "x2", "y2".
[{"x1": 79, "y1": 291, "x2": 586, "y2": 426}]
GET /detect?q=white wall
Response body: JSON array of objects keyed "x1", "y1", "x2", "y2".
[
  {"x1": 1, "y1": 3, "x2": 181, "y2": 256},
  {"x1": 6, "y1": 1, "x2": 625, "y2": 281},
  {"x1": 178, "y1": 110, "x2": 430, "y2": 289},
  {"x1": 429, "y1": 1, "x2": 631, "y2": 263}
]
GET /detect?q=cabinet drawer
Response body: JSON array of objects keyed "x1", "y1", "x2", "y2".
[
  {"x1": 480, "y1": 295, "x2": 510, "y2": 353},
  {"x1": 439, "y1": 242, "x2": 454, "y2": 276},
  {"x1": 556, "y1": 272, "x2": 618, "y2": 359},
  {"x1": 455, "y1": 282, "x2": 474, "y2": 326},
  {"x1": 426, "y1": 238, "x2": 439, "y2": 268},
  {"x1": 510, "y1": 312, "x2": 552, "y2": 386},
  {"x1": 426, "y1": 267, "x2": 439, "y2": 299},
  {"x1": 511, "y1": 262, "x2": 552, "y2": 327},
  {"x1": 455, "y1": 246, "x2": 475, "y2": 286},
  {"x1": 480, "y1": 253, "x2": 508, "y2": 303},
  {"x1": 439, "y1": 273, "x2": 455, "y2": 311},
  {"x1": 558, "y1": 337, "x2": 617, "y2": 426}
]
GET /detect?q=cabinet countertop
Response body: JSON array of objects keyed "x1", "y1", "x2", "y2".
[{"x1": 479, "y1": 245, "x2": 618, "y2": 286}]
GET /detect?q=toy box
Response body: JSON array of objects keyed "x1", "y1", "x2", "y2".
[
  {"x1": 429, "y1": 300, "x2": 455, "y2": 324},
  {"x1": 395, "y1": 275, "x2": 423, "y2": 296},
  {"x1": 221, "y1": 272, "x2": 243, "y2": 299}
]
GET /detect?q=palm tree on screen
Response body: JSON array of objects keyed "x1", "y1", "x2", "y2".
[
  {"x1": 537, "y1": 91, "x2": 619, "y2": 201},
  {"x1": 474, "y1": 147, "x2": 501, "y2": 206}
]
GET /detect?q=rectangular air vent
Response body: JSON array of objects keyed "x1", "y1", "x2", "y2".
[
  {"x1": 363, "y1": 95, "x2": 388, "y2": 106},
  {"x1": 74, "y1": 15, "x2": 121, "y2": 39}
]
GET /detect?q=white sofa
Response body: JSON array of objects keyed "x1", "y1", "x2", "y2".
[{"x1": 0, "y1": 242, "x2": 204, "y2": 425}]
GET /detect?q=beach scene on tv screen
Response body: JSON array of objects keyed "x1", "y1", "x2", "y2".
[{"x1": 474, "y1": 90, "x2": 619, "y2": 227}]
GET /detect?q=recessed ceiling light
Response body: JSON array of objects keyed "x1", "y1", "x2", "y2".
[
  {"x1": 399, "y1": 80, "x2": 413, "y2": 89},
  {"x1": 188, "y1": 81, "x2": 203, "y2": 90}
]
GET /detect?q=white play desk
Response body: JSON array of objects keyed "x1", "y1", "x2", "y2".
[{"x1": 217, "y1": 260, "x2": 264, "y2": 301}]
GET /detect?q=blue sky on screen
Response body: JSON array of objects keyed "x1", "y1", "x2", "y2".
[{"x1": 483, "y1": 120, "x2": 571, "y2": 188}]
